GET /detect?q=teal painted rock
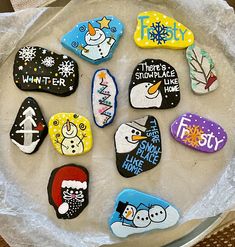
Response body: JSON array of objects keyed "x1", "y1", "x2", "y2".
[
  {"x1": 61, "y1": 16, "x2": 124, "y2": 64},
  {"x1": 109, "y1": 189, "x2": 180, "y2": 238}
]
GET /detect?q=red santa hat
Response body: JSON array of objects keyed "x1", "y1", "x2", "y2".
[{"x1": 48, "y1": 164, "x2": 88, "y2": 209}]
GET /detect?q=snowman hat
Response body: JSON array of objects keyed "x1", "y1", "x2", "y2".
[
  {"x1": 126, "y1": 116, "x2": 148, "y2": 133},
  {"x1": 116, "y1": 201, "x2": 129, "y2": 216},
  {"x1": 48, "y1": 164, "x2": 88, "y2": 215}
]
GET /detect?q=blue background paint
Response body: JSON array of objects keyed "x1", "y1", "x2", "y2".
[{"x1": 61, "y1": 16, "x2": 124, "y2": 64}]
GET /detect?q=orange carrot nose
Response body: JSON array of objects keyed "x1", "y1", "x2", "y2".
[
  {"x1": 88, "y1": 22, "x2": 96, "y2": 36},
  {"x1": 148, "y1": 81, "x2": 162, "y2": 95},
  {"x1": 66, "y1": 119, "x2": 71, "y2": 131},
  {"x1": 126, "y1": 210, "x2": 132, "y2": 218},
  {"x1": 132, "y1": 135, "x2": 147, "y2": 141}
]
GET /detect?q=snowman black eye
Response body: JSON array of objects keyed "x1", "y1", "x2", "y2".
[
  {"x1": 151, "y1": 214, "x2": 154, "y2": 217},
  {"x1": 126, "y1": 207, "x2": 129, "y2": 210},
  {"x1": 137, "y1": 216, "x2": 140, "y2": 219},
  {"x1": 145, "y1": 85, "x2": 148, "y2": 88},
  {"x1": 136, "y1": 131, "x2": 140, "y2": 135},
  {"x1": 131, "y1": 129, "x2": 135, "y2": 134}
]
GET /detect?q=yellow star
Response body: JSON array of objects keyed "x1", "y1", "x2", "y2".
[
  {"x1": 97, "y1": 16, "x2": 111, "y2": 29},
  {"x1": 98, "y1": 71, "x2": 106, "y2": 79}
]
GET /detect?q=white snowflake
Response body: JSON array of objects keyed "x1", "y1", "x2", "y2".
[
  {"x1": 18, "y1": 46, "x2": 36, "y2": 61},
  {"x1": 58, "y1": 60, "x2": 74, "y2": 78},
  {"x1": 41, "y1": 56, "x2": 55, "y2": 67},
  {"x1": 18, "y1": 66, "x2": 23, "y2": 70}
]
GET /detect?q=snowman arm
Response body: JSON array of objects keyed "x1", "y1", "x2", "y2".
[
  {"x1": 55, "y1": 139, "x2": 68, "y2": 149},
  {"x1": 78, "y1": 45, "x2": 89, "y2": 53}
]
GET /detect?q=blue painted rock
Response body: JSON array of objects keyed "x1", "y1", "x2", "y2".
[
  {"x1": 129, "y1": 59, "x2": 180, "y2": 109},
  {"x1": 61, "y1": 16, "x2": 124, "y2": 64},
  {"x1": 171, "y1": 113, "x2": 227, "y2": 153},
  {"x1": 114, "y1": 116, "x2": 162, "y2": 178},
  {"x1": 92, "y1": 69, "x2": 118, "y2": 128},
  {"x1": 186, "y1": 44, "x2": 219, "y2": 94},
  {"x1": 109, "y1": 189, "x2": 180, "y2": 238},
  {"x1": 13, "y1": 46, "x2": 79, "y2": 96},
  {"x1": 47, "y1": 164, "x2": 89, "y2": 219},
  {"x1": 10, "y1": 97, "x2": 48, "y2": 154}
]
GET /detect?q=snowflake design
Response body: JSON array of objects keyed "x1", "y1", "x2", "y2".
[
  {"x1": 18, "y1": 46, "x2": 36, "y2": 61},
  {"x1": 41, "y1": 56, "x2": 55, "y2": 67},
  {"x1": 58, "y1": 60, "x2": 74, "y2": 78},
  {"x1": 183, "y1": 125, "x2": 204, "y2": 147},
  {"x1": 149, "y1": 21, "x2": 168, "y2": 45}
]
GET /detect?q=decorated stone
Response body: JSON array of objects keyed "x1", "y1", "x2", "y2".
[
  {"x1": 13, "y1": 46, "x2": 79, "y2": 96},
  {"x1": 92, "y1": 69, "x2": 118, "y2": 127},
  {"x1": 134, "y1": 11, "x2": 194, "y2": 49},
  {"x1": 171, "y1": 113, "x2": 227, "y2": 153},
  {"x1": 114, "y1": 116, "x2": 162, "y2": 178},
  {"x1": 61, "y1": 16, "x2": 124, "y2": 64},
  {"x1": 186, "y1": 44, "x2": 219, "y2": 94},
  {"x1": 109, "y1": 189, "x2": 180, "y2": 238},
  {"x1": 48, "y1": 113, "x2": 92, "y2": 156},
  {"x1": 10, "y1": 97, "x2": 48, "y2": 154},
  {"x1": 47, "y1": 164, "x2": 89, "y2": 219},
  {"x1": 129, "y1": 59, "x2": 180, "y2": 109}
]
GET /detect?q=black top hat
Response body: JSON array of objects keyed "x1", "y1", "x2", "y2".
[{"x1": 116, "y1": 201, "x2": 128, "y2": 216}]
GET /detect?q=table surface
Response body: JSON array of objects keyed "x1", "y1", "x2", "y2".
[{"x1": 0, "y1": 0, "x2": 234, "y2": 246}]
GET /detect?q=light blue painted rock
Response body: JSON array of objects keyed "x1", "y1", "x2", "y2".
[
  {"x1": 91, "y1": 68, "x2": 118, "y2": 128},
  {"x1": 61, "y1": 16, "x2": 124, "y2": 64},
  {"x1": 109, "y1": 189, "x2": 180, "y2": 238},
  {"x1": 171, "y1": 113, "x2": 227, "y2": 153}
]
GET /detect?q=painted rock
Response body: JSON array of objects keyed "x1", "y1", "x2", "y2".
[
  {"x1": 171, "y1": 113, "x2": 227, "y2": 153},
  {"x1": 92, "y1": 69, "x2": 118, "y2": 127},
  {"x1": 61, "y1": 16, "x2": 124, "y2": 64},
  {"x1": 114, "y1": 116, "x2": 162, "y2": 178},
  {"x1": 48, "y1": 113, "x2": 92, "y2": 156},
  {"x1": 186, "y1": 44, "x2": 219, "y2": 94},
  {"x1": 134, "y1": 11, "x2": 194, "y2": 49},
  {"x1": 10, "y1": 97, "x2": 48, "y2": 154},
  {"x1": 129, "y1": 59, "x2": 180, "y2": 109},
  {"x1": 13, "y1": 46, "x2": 79, "y2": 96},
  {"x1": 109, "y1": 189, "x2": 180, "y2": 238},
  {"x1": 48, "y1": 164, "x2": 89, "y2": 219}
]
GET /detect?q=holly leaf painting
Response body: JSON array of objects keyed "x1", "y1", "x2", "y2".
[{"x1": 186, "y1": 44, "x2": 219, "y2": 94}]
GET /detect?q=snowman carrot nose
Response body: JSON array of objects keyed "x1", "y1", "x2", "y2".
[
  {"x1": 88, "y1": 22, "x2": 96, "y2": 36},
  {"x1": 126, "y1": 210, "x2": 132, "y2": 218},
  {"x1": 132, "y1": 135, "x2": 147, "y2": 141},
  {"x1": 66, "y1": 119, "x2": 71, "y2": 131},
  {"x1": 148, "y1": 81, "x2": 162, "y2": 95}
]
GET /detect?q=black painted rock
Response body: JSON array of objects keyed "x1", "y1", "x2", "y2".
[
  {"x1": 10, "y1": 97, "x2": 48, "y2": 154},
  {"x1": 47, "y1": 164, "x2": 89, "y2": 219},
  {"x1": 129, "y1": 59, "x2": 180, "y2": 109},
  {"x1": 13, "y1": 46, "x2": 79, "y2": 96},
  {"x1": 114, "y1": 115, "x2": 162, "y2": 178}
]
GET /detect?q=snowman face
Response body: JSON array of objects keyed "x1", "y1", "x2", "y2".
[
  {"x1": 149, "y1": 205, "x2": 166, "y2": 223},
  {"x1": 122, "y1": 204, "x2": 137, "y2": 221},
  {"x1": 115, "y1": 124, "x2": 144, "y2": 153},
  {"x1": 62, "y1": 121, "x2": 78, "y2": 138},
  {"x1": 133, "y1": 209, "x2": 151, "y2": 228},
  {"x1": 85, "y1": 28, "x2": 106, "y2": 46},
  {"x1": 130, "y1": 82, "x2": 162, "y2": 108}
]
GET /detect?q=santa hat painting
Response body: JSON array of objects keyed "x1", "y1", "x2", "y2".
[{"x1": 47, "y1": 164, "x2": 89, "y2": 219}]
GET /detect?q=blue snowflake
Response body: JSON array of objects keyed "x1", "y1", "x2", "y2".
[{"x1": 149, "y1": 21, "x2": 168, "y2": 45}]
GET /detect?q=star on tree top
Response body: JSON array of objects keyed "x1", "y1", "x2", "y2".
[{"x1": 98, "y1": 71, "x2": 106, "y2": 79}]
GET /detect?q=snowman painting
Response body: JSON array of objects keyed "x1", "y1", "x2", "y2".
[
  {"x1": 79, "y1": 22, "x2": 115, "y2": 61},
  {"x1": 130, "y1": 81, "x2": 162, "y2": 108},
  {"x1": 109, "y1": 189, "x2": 180, "y2": 238},
  {"x1": 115, "y1": 116, "x2": 148, "y2": 154},
  {"x1": 49, "y1": 113, "x2": 93, "y2": 156},
  {"x1": 129, "y1": 59, "x2": 180, "y2": 109},
  {"x1": 61, "y1": 16, "x2": 124, "y2": 64},
  {"x1": 57, "y1": 119, "x2": 86, "y2": 155}
]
